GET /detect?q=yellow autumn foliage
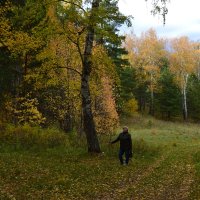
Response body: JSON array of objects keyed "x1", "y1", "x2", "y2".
[
  {"x1": 93, "y1": 77, "x2": 119, "y2": 135},
  {"x1": 5, "y1": 95, "x2": 46, "y2": 126},
  {"x1": 123, "y1": 98, "x2": 138, "y2": 116}
]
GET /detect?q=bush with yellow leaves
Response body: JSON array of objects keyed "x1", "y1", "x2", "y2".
[
  {"x1": 93, "y1": 77, "x2": 119, "y2": 135},
  {"x1": 123, "y1": 98, "x2": 138, "y2": 116},
  {"x1": 6, "y1": 95, "x2": 45, "y2": 126}
]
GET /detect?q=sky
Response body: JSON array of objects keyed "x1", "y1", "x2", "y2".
[{"x1": 118, "y1": 0, "x2": 200, "y2": 41}]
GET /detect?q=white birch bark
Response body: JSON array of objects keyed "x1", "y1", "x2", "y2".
[
  {"x1": 182, "y1": 73, "x2": 188, "y2": 120},
  {"x1": 150, "y1": 72, "x2": 154, "y2": 115}
]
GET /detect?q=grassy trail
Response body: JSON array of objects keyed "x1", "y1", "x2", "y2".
[
  {"x1": 127, "y1": 148, "x2": 196, "y2": 200},
  {"x1": 0, "y1": 117, "x2": 200, "y2": 199},
  {"x1": 98, "y1": 147, "x2": 197, "y2": 200}
]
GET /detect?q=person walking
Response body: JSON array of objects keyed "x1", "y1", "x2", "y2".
[{"x1": 110, "y1": 126, "x2": 132, "y2": 165}]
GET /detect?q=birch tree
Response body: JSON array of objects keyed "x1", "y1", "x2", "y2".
[
  {"x1": 170, "y1": 37, "x2": 196, "y2": 120},
  {"x1": 125, "y1": 29, "x2": 166, "y2": 115},
  {"x1": 56, "y1": 0, "x2": 131, "y2": 152}
]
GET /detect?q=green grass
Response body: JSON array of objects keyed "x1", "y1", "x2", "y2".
[{"x1": 0, "y1": 116, "x2": 200, "y2": 199}]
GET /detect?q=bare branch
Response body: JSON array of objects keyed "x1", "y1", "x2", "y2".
[
  {"x1": 146, "y1": 0, "x2": 169, "y2": 24},
  {"x1": 66, "y1": 34, "x2": 79, "y2": 45},
  {"x1": 78, "y1": 27, "x2": 85, "y2": 36},
  {"x1": 57, "y1": 0, "x2": 86, "y2": 14},
  {"x1": 56, "y1": 65, "x2": 82, "y2": 76}
]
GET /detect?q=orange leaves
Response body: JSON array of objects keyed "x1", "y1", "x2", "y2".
[
  {"x1": 139, "y1": 29, "x2": 165, "y2": 67},
  {"x1": 125, "y1": 29, "x2": 166, "y2": 73},
  {"x1": 170, "y1": 37, "x2": 196, "y2": 76},
  {"x1": 93, "y1": 76, "x2": 119, "y2": 135}
]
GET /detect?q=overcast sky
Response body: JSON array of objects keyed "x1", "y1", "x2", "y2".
[{"x1": 118, "y1": 0, "x2": 200, "y2": 41}]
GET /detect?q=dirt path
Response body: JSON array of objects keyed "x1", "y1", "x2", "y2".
[
  {"x1": 131, "y1": 148, "x2": 195, "y2": 200},
  {"x1": 96, "y1": 153, "x2": 169, "y2": 200},
  {"x1": 97, "y1": 148, "x2": 196, "y2": 200}
]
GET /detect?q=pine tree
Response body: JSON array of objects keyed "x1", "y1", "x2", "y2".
[
  {"x1": 156, "y1": 68, "x2": 181, "y2": 119},
  {"x1": 187, "y1": 75, "x2": 200, "y2": 121}
]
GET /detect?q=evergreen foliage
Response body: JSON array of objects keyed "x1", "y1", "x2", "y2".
[{"x1": 156, "y1": 68, "x2": 181, "y2": 119}]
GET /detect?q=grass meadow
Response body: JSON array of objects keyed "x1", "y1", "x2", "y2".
[{"x1": 0, "y1": 116, "x2": 200, "y2": 199}]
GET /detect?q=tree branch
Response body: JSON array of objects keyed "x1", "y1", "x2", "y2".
[
  {"x1": 146, "y1": 0, "x2": 169, "y2": 24},
  {"x1": 56, "y1": 65, "x2": 82, "y2": 76},
  {"x1": 57, "y1": 0, "x2": 86, "y2": 14}
]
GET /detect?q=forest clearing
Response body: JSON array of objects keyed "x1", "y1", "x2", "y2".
[
  {"x1": 0, "y1": 116, "x2": 200, "y2": 200},
  {"x1": 1, "y1": 0, "x2": 200, "y2": 199}
]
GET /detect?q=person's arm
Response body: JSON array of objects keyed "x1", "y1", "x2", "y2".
[{"x1": 111, "y1": 134, "x2": 120, "y2": 144}]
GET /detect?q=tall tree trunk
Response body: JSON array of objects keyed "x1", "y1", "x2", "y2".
[
  {"x1": 142, "y1": 97, "x2": 146, "y2": 113},
  {"x1": 60, "y1": 113, "x2": 72, "y2": 133},
  {"x1": 150, "y1": 88, "x2": 154, "y2": 115},
  {"x1": 81, "y1": 0, "x2": 101, "y2": 153},
  {"x1": 149, "y1": 73, "x2": 154, "y2": 116},
  {"x1": 182, "y1": 74, "x2": 188, "y2": 120},
  {"x1": 167, "y1": 111, "x2": 171, "y2": 119}
]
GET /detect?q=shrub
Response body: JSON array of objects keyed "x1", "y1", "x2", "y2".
[
  {"x1": 123, "y1": 98, "x2": 138, "y2": 116},
  {"x1": 5, "y1": 95, "x2": 45, "y2": 126},
  {"x1": 147, "y1": 119, "x2": 153, "y2": 128},
  {"x1": 132, "y1": 138, "x2": 160, "y2": 156},
  {"x1": 40, "y1": 128, "x2": 68, "y2": 148},
  {"x1": 0, "y1": 124, "x2": 67, "y2": 149}
]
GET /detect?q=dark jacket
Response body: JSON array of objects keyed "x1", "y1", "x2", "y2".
[{"x1": 111, "y1": 132, "x2": 132, "y2": 151}]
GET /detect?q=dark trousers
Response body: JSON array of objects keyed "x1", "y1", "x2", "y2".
[{"x1": 119, "y1": 148, "x2": 130, "y2": 164}]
